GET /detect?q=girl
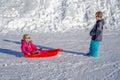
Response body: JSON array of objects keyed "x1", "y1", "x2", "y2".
[
  {"x1": 87, "y1": 11, "x2": 105, "y2": 57},
  {"x1": 21, "y1": 34, "x2": 41, "y2": 55},
  {"x1": 21, "y1": 34, "x2": 61, "y2": 58}
]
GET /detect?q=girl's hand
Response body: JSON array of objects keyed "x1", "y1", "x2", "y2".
[
  {"x1": 39, "y1": 48, "x2": 42, "y2": 50},
  {"x1": 34, "y1": 50, "x2": 39, "y2": 54},
  {"x1": 27, "y1": 53, "x2": 31, "y2": 55}
]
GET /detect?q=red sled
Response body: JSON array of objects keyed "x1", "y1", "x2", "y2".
[{"x1": 24, "y1": 49, "x2": 62, "y2": 58}]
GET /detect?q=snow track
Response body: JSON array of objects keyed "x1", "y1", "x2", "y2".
[{"x1": 0, "y1": 30, "x2": 120, "y2": 80}]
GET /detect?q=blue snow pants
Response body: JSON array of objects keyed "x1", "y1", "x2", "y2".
[{"x1": 89, "y1": 40, "x2": 100, "y2": 57}]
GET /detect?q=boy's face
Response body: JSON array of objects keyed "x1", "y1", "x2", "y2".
[{"x1": 96, "y1": 15, "x2": 102, "y2": 20}]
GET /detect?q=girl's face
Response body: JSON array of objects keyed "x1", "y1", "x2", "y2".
[{"x1": 25, "y1": 36, "x2": 31, "y2": 43}]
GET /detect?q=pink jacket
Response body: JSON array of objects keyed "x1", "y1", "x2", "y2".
[{"x1": 21, "y1": 40, "x2": 38, "y2": 55}]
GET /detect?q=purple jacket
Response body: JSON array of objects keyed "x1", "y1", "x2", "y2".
[{"x1": 90, "y1": 19, "x2": 105, "y2": 41}]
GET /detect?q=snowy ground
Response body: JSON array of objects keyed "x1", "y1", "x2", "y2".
[
  {"x1": 0, "y1": 30, "x2": 120, "y2": 80},
  {"x1": 0, "y1": 0, "x2": 120, "y2": 80}
]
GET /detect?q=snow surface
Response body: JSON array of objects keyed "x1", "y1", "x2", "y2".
[
  {"x1": 0, "y1": 0, "x2": 120, "y2": 80},
  {"x1": 0, "y1": 0, "x2": 120, "y2": 33},
  {"x1": 0, "y1": 30, "x2": 120, "y2": 80}
]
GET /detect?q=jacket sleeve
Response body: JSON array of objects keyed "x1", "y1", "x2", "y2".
[
  {"x1": 90, "y1": 24, "x2": 96, "y2": 36},
  {"x1": 90, "y1": 28, "x2": 95, "y2": 36},
  {"x1": 31, "y1": 42, "x2": 38, "y2": 50},
  {"x1": 95, "y1": 22, "x2": 103, "y2": 37},
  {"x1": 21, "y1": 44, "x2": 29, "y2": 54}
]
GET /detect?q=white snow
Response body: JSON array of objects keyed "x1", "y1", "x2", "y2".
[
  {"x1": 0, "y1": 0, "x2": 120, "y2": 80},
  {"x1": 0, "y1": 0, "x2": 120, "y2": 33},
  {"x1": 0, "y1": 30, "x2": 120, "y2": 80}
]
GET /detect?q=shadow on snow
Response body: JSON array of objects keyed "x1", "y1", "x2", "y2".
[
  {"x1": 0, "y1": 48, "x2": 23, "y2": 57},
  {"x1": 2, "y1": 39, "x2": 87, "y2": 57}
]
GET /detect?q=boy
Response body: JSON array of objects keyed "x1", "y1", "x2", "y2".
[{"x1": 87, "y1": 11, "x2": 105, "y2": 57}]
